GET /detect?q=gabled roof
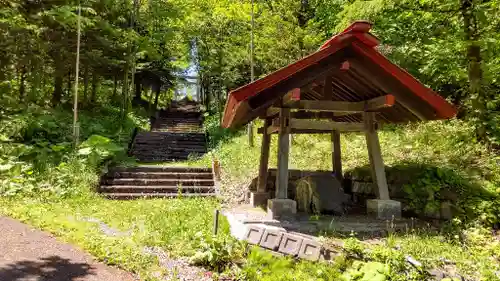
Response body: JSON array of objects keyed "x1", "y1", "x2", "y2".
[{"x1": 222, "y1": 21, "x2": 457, "y2": 129}]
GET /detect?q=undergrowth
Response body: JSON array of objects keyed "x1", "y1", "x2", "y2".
[{"x1": 0, "y1": 104, "x2": 148, "y2": 197}]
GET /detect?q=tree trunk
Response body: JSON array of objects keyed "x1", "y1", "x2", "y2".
[
  {"x1": 112, "y1": 76, "x2": 118, "y2": 101},
  {"x1": 121, "y1": 62, "x2": 130, "y2": 119},
  {"x1": 19, "y1": 67, "x2": 26, "y2": 102},
  {"x1": 91, "y1": 72, "x2": 98, "y2": 104},
  {"x1": 297, "y1": 0, "x2": 311, "y2": 57},
  {"x1": 83, "y1": 66, "x2": 89, "y2": 105},
  {"x1": 461, "y1": 0, "x2": 482, "y2": 97},
  {"x1": 52, "y1": 67, "x2": 64, "y2": 106},
  {"x1": 67, "y1": 69, "x2": 72, "y2": 96},
  {"x1": 461, "y1": 0, "x2": 485, "y2": 137},
  {"x1": 154, "y1": 85, "x2": 160, "y2": 110},
  {"x1": 134, "y1": 79, "x2": 141, "y2": 101}
]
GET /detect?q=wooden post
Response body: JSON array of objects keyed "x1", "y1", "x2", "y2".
[
  {"x1": 275, "y1": 108, "x2": 290, "y2": 199},
  {"x1": 257, "y1": 119, "x2": 271, "y2": 193},
  {"x1": 331, "y1": 130, "x2": 342, "y2": 182},
  {"x1": 363, "y1": 112, "x2": 390, "y2": 200}
]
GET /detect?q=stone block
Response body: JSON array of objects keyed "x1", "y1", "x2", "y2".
[
  {"x1": 298, "y1": 239, "x2": 321, "y2": 261},
  {"x1": 267, "y1": 199, "x2": 297, "y2": 219},
  {"x1": 367, "y1": 199, "x2": 401, "y2": 220},
  {"x1": 223, "y1": 212, "x2": 248, "y2": 240},
  {"x1": 295, "y1": 175, "x2": 350, "y2": 215},
  {"x1": 250, "y1": 192, "x2": 270, "y2": 208},
  {"x1": 352, "y1": 181, "x2": 374, "y2": 194},
  {"x1": 243, "y1": 225, "x2": 264, "y2": 245},
  {"x1": 278, "y1": 233, "x2": 303, "y2": 256},
  {"x1": 259, "y1": 228, "x2": 284, "y2": 250}
]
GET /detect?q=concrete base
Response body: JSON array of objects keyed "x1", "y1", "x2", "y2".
[
  {"x1": 250, "y1": 192, "x2": 270, "y2": 208},
  {"x1": 367, "y1": 199, "x2": 401, "y2": 220},
  {"x1": 267, "y1": 199, "x2": 297, "y2": 219}
]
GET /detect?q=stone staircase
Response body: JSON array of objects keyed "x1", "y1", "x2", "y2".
[
  {"x1": 131, "y1": 131, "x2": 206, "y2": 162},
  {"x1": 130, "y1": 103, "x2": 206, "y2": 162},
  {"x1": 100, "y1": 166, "x2": 216, "y2": 199},
  {"x1": 100, "y1": 100, "x2": 215, "y2": 199}
]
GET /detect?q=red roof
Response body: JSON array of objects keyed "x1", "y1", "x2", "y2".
[{"x1": 222, "y1": 21, "x2": 457, "y2": 128}]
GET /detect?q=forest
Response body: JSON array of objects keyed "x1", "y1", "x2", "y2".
[
  {"x1": 1, "y1": 0, "x2": 499, "y2": 145},
  {"x1": 1, "y1": 1, "x2": 500, "y2": 280}
]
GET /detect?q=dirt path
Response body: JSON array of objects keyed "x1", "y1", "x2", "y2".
[{"x1": 0, "y1": 216, "x2": 137, "y2": 281}]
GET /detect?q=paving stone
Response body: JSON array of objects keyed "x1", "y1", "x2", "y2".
[
  {"x1": 243, "y1": 225, "x2": 264, "y2": 245},
  {"x1": 259, "y1": 228, "x2": 284, "y2": 251},
  {"x1": 278, "y1": 233, "x2": 303, "y2": 256},
  {"x1": 298, "y1": 238, "x2": 321, "y2": 261}
]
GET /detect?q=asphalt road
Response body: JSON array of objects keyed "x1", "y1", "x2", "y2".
[{"x1": 0, "y1": 216, "x2": 136, "y2": 281}]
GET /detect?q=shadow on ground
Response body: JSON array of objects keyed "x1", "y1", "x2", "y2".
[{"x1": 0, "y1": 256, "x2": 93, "y2": 281}]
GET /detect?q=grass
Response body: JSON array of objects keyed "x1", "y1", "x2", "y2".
[
  {"x1": 1, "y1": 105, "x2": 500, "y2": 280},
  {"x1": 0, "y1": 104, "x2": 229, "y2": 280},
  {"x1": 197, "y1": 117, "x2": 500, "y2": 280},
  {"x1": 0, "y1": 195, "x2": 227, "y2": 280}
]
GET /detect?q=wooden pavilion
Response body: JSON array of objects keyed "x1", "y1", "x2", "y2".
[{"x1": 221, "y1": 21, "x2": 457, "y2": 219}]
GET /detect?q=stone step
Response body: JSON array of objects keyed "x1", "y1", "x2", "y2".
[
  {"x1": 102, "y1": 178, "x2": 215, "y2": 186},
  {"x1": 99, "y1": 185, "x2": 215, "y2": 193},
  {"x1": 136, "y1": 132, "x2": 205, "y2": 137},
  {"x1": 131, "y1": 152, "x2": 202, "y2": 160},
  {"x1": 111, "y1": 166, "x2": 212, "y2": 173},
  {"x1": 134, "y1": 137, "x2": 206, "y2": 142},
  {"x1": 151, "y1": 130, "x2": 203, "y2": 134},
  {"x1": 152, "y1": 126, "x2": 202, "y2": 131},
  {"x1": 103, "y1": 192, "x2": 216, "y2": 200},
  {"x1": 134, "y1": 138, "x2": 205, "y2": 143},
  {"x1": 135, "y1": 157, "x2": 189, "y2": 162},
  {"x1": 155, "y1": 119, "x2": 201, "y2": 123},
  {"x1": 131, "y1": 146, "x2": 206, "y2": 153},
  {"x1": 135, "y1": 134, "x2": 206, "y2": 140},
  {"x1": 104, "y1": 171, "x2": 213, "y2": 179},
  {"x1": 152, "y1": 125, "x2": 201, "y2": 128}
]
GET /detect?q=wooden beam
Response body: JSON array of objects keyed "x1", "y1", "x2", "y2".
[
  {"x1": 257, "y1": 119, "x2": 272, "y2": 193},
  {"x1": 363, "y1": 112, "x2": 390, "y2": 200},
  {"x1": 283, "y1": 95, "x2": 395, "y2": 112},
  {"x1": 323, "y1": 76, "x2": 333, "y2": 100},
  {"x1": 331, "y1": 130, "x2": 342, "y2": 182},
  {"x1": 276, "y1": 108, "x2": 291, "y2": 199},
  {"x1": 282, "y1": 88, "x2": 301, "y2": 106},
  {"x1": 264, "y1": 88, "x2": 301, "y2": 118},
  {"x1": 348, "y1": 58, "x2": 429, "y2": 121},
  {"x1": 289, "y1": 119, "x2": 364, "y2": 132},
  {"x1": 247, "y1": 50, "x2": 349, "y2": 123}
]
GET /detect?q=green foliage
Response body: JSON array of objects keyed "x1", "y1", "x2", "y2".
[
  {"x1": 342, "y1": 261, "x2": 390, "y2": 281},
  {"x1": 0, "y1": 196, "x2": 224, "y2": 281},
  {"x1": 190, "y1": 232, "x2": 245, "y2": 272},
  {"x1": 0, "y1": 105, "x2": 147, "y2": 197},
  {"x1": 238, "y1": 248, "x2": 344, "y2": 281}
]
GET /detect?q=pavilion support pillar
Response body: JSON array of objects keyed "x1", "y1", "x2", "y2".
[
  {"x1": 251, "y1": 119, "x2": 271, "y2": 207},
  {"x1": 363, "y1": 112, "x2": 401, "y2": 220},
  {"x1": 331, "y1": 130, "x2": 343, "y2": 182},
  {"x1": 267, "y1": 108, "x2": 296, "y2": 219}
]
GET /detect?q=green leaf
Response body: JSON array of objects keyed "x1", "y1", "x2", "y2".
[
  {"x1": 77, "y1": 147, "x2": 92, "y2": 156},
  {"x1": 0, "y1": 163, "x2": 14, "y2": 172}
]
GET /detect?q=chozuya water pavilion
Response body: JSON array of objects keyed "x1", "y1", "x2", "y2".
[{"x1": 221, "y1": 21, "x2": 457, "y2": 219}]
